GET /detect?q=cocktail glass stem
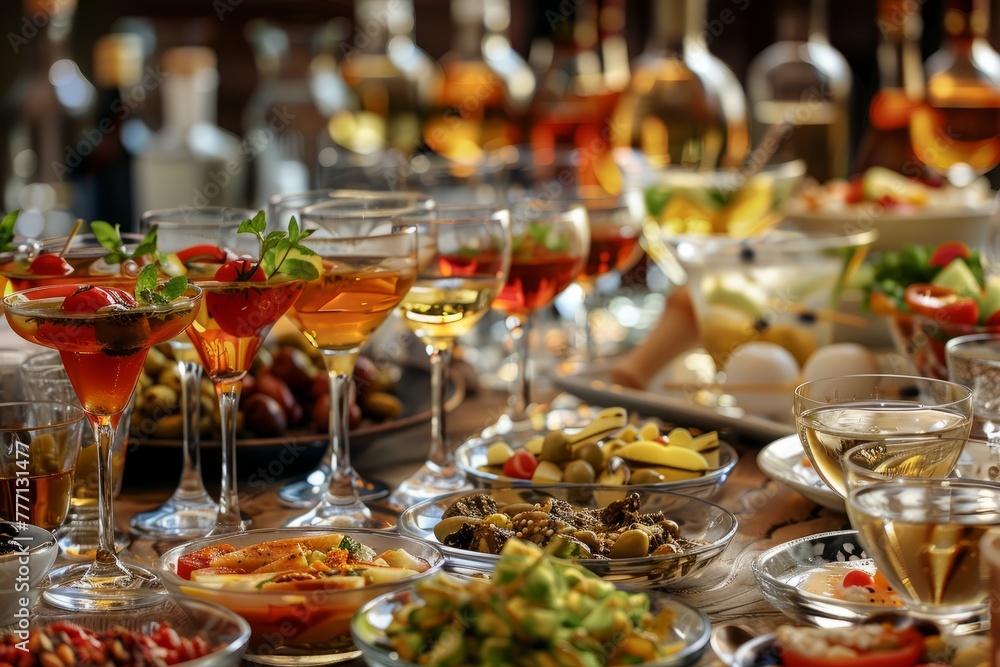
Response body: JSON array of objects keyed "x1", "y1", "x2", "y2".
[
  {"x1": 209, "y1": 379, "x2": 245, "y2": 535},
  {"x1": 176, "y1": 359, "x2": 211, "y2": 501},
  {"x1": 577, "y1": 284, "x2": 597, "y2": 363},
  {"x1": 85, "y1": 415, "x2": 131, "y2": 584},
  {"x1": 426, "y1": 344, "x2": 452, "y2": 471},
  {"x1": 506, "y1": 314, "x2": 531, "y2": 423}
]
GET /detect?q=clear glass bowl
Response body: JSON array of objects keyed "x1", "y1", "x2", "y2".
[
  {"x1": 11, "y1": 595, "x2": 251, "y2": 667},
  {"x1": 752, "y1": 530, "x2": 906, "y2": 628},
  {"x1": 156, "y1": 528, "x2": 445, "y2": 666},
  {"x1": 455, "y1": 433, "x2": 739, "y2": 499},
  {"x1": 397, "y1": 485, "x2": 738, "y2": 589},
  {"x1": 887, "y1": 313, "x2": 1000, "y2": 380},
  {"x1": 352, "y1": 586, "x2": 711, "y2": 667}
]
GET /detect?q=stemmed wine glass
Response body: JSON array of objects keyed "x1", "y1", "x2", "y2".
[
  {"x1": 488, "y1": 196, "x2": 589, "y2": 434},
  {"x1": 388, "y1": 205, "x2": 512, "y2": 509},
  {"x1": 2, "y1": 280, "x2": 202, "y2": 609},
  {"x1": 129, "y1": 207, "x2": 256, "y2": 539},
  {"x1": 270, "y1": 190, "x2": 432, "y2": 510},
  {"x1": 278, "y1": 193, "x2": 419, "y2": 527}
]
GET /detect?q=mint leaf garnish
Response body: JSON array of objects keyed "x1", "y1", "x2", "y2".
[
  {"x1": 134, "y1": 263, "x2": 189, "y2": 305},
  {"x1": 90, "y1": 221, "x2": 130, "y2": 264},
  {"x1": 0, "y1": 210, "x2": 18, "y2": 252},
  {"x1": 238, "y1": 211, "x2": 319, "y2": 280}
]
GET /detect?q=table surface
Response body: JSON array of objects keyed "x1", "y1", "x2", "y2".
[{"x1": 101, "y1": 383, "x2": 848, "y2": 667}]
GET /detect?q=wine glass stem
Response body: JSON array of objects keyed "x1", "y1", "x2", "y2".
[
  {"x1": 176, "y1": 360, "x2": 208, "y2": 499},
  {"x1": 91, "y1": 415, "x2": 125, "y2": 576},
  {"x1": 214, "y1": 379, "x2": 243, "y2": 533},
  {"x1": 324, "y1": 350, "x2": 360, "y2": 501},
  {"x1": 578, "y1": 284, "x2": 596, "y2": 362},
  {"x1": 507, "y1": 314, "x2": 531, "y2": 422},
  {"x1": 426, "y1": 342, "x2": 454, "y2": 470}
]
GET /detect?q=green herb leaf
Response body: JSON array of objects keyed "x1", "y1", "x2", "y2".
[
  {"x1": 90, "y1": 221, "x2": 130, "y2": 264},
  {"x1": 279, "y1": 257, "x2": 321, "y2": 281},
  {"x1": 134, "y1": 264, "x2": 159, "y2": 304},
  {"x1": 236, "y1": 210, "x2": 322, "y2": 280},
  {"x1": 0, "y1": 210, "x2": 19, "y2": 252},
  {"x1": 133, "y1": 225, "x2": 158, "y2": 259},
  {"x1": 160, "y1": 275, "x2": 189, "y2": 301}
]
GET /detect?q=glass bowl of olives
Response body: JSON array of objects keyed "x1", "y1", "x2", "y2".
[{"x1": 397, "y1": 485, "x2": 738, "y2": 589}]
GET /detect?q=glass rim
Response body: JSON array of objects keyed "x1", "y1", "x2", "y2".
[
  {"x1": 2, "y1": 283, "x2": 203, "y2": 314},
  {"x1": 297, "y1": 224, "x2": 418, "y2": 246},
  {"x1": 847, "y1": 475, "x2": 1000, "y2": 500},
  {"x1": 267, "y1": 188, "x2": 436, "y2": 211},
  {"x1": 0, "y1": 400, "x2": 86, "y2": 429},
  {"x1": 392, "y1": 204, "x2": 510, "y2": 224},
  {"x1": 140, "y1": 206, "x2": 257, "y2": 228},
  {"x1": 794, "y1": 373, "x2": 974, "y2": 404},
  {"x1": 946, "y1": 332, "x2": 1000, "y2": 353}
]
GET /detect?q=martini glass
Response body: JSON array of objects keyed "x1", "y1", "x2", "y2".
[
  {"x1": 280, "y1": 197, "x2": 418, "y2": 527},
  {"x1": 388, "y1": 205, "x2": 512, "y2": 510},
  {"x1": 129, "y1": 207, "x2": 256, "y2": 539},
  {"x1": 270, "y1": 190, "x2": 433, "y2": 509},
  {"x1": 2, "y1": 282, "x2": 202, "y2": 610},
  {"x1": 184, "y1": 270, "x2": 305, "y2": 536},
  {"x1": 488, "y1": 196, "x2": 590, "y2": 435}
]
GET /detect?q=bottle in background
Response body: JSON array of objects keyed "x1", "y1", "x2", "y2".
[
  {"x1": 3, "y1": 0, "x2": 96, "y2": 239},
  {"x1": 611, "y1": 0, "x2": 748, "y2": 170},
  {"x1": 854, "y1": 0, "x2": 928, "y2": 179},
  {"x1": 746, "y1": 0, "x2": 852, "y2": 182},
  {"x1": 133, "y1": 47, "x2": 245, "y2": 215},
  {"x1": 911, "y1": 0, "x2": 1000, "y2": 185}
]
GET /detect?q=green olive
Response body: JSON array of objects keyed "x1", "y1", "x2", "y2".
[
  {"x1": 573, "y1": 530, "x2": 600, "y2": 552},
  {"x1": 629, "y1": 468, "x2": 666, "y2": 485},
  {"x1": 575, "y1": 442, "x2": 604, "y2": 472},
  {"x1": 610, "y1": 529, "x2": 650, "y2": 559},
  {"x1": 433, "y1": 516, "x2": 481, "y2": 542},
  {"x1": 141, "y1": 385, "x2": 179, "y2": 415},
  {"x1": 563, "y1": 459, "x2": 596, "y2": 484},
  {"x1": 539, "y1": 431, "x2": 571, "y2": 463},
  {"x1": 661, "y1": 519, "x2": 680, "y2": 538},
  {"x1": 596, "y1": 456, "x2": 630, "y2": 486}
]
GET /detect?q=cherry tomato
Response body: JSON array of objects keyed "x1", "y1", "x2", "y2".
[
  {"x1": 175, "y1": 552, "x2": 213, "y2": 580},
  {"x1": 842, "y1": 570, "x2": 874, "y2": 588},
  {"x1": 985, "y1": 310, "x2": 1000, "y2": 327},
  {"x1": 176, "y1": 244, "x2": 229, "y2": 265},
  {"x1": 502, "y1": 450, "x2": 538, "y2": 480},
  {"x1": 28, "y1": 253, "x2": 73, "y2": 276},
  {"x1": 904, "y1": 284, "x2": 979, "y2": 326},
  {"x1": 844, "y1": 177, "x2": 864, "y2": 204},
  {"x1": 780, "y1": 627, "x2": 924, "y2": 667},
  {"x1": 61, "y1": 285, "x2": 137, "y2": 314},
  {"x1": 214, "y1": 258, "x2": 265, "y2": 282},
  {"x1": 929, "y1": 241, "x2": 971, "y2": 269}
]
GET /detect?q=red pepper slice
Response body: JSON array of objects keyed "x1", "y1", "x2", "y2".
[
  {"x1": 929, "y1": 241, "x2": 971, "y2": 269},
  {"x1": 176, "y1": 244, "x2": 229, "y2": 265},
  {"x1": 780, "y1": 627, "x2": 924, "y2": 667},
  {"x1": 904, "y1": 284, "x2": 979, "y2": 326}
]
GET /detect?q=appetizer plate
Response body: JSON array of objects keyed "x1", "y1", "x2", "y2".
[
  {"x1": 554, "y1": 370, "x2": 794, "y2": 443},
  {"x1": 757, "y1": 435, "x2": 844, "y2": 512},
  {"x1": 352, "y1": 587, "x2": 711, "y2": 667},
  {"x1": 156, "y1": 528, "x2": 445, "y2": 666},
  {"x1": 752, "y1": 530, "x2": 903, "y2": 628},
  {"x1": 398, "y1": 486, "x2": 738, "y2": 589}
]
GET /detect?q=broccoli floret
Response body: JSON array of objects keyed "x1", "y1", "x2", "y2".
[{"x1": 339, "y1": 536, "x2": 376, "y2": 562}]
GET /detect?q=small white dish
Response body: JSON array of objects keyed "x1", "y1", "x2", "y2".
[{"x1": 757, "y1": 435, "x2": 844, "y2": 512}]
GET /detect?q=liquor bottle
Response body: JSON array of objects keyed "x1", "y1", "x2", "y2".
[
  {"x1": 853, "y1": 0, "x2": 928, "y2": 179},
  {"x1": 611, "y1": 0, "x2": 748, "y2": 170},
  {"x1": 598, "y1": 0, "x2": 631, "y2": 94},
  {"x1": 911, "y1": 0, "x2": 1000, "y2": 185},
  {"x1": 133, "y1": 47, "x2": 245, "y2": 215},
  {"x1": 423, "y1": 0, "x2": 535, "y2": 162},
  {"x1": 2, "y1": 0, "x2": 96, "y2": 239},
  {"x1": 746, "y1": 0, "x2": 852, "y2": 182}
]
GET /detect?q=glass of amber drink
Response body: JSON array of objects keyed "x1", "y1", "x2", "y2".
[{"x1": 2, "y1": 281, "x2": 202, "y2": 610}]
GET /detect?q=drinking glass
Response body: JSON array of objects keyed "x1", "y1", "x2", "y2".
[
  {"x1": 946, "y1": 333, "x2": 1000, "y2": 441},
  {"x1": 130, "y1": 207, "x2": 256, "y2": 539},
  {"x1": 841, "y1": 436, "x2": 969, "y2": 490},
  {"x1": 847, "y1": 478, "x2": 1000, "y2": 629},
  {"x1": 0, "y1": 402, "x2": 85, "y2": 531},
  {"x1": 3, "y1": 282, "x2": 202, "y2": 610},
  {"x1": 21, "y1": 351, "x2": 133, "y2": 558},
  {"x1": 279, "y1": 194, "x2": 419, "y2": 527},
  {"x1": 388, "y1": 205, "x2": 512, "y2": 510},
  {"x1": 396, "y1": 152, "x2": 506, "y2": 205},
  {"x1": 488, "y1": 197, "x2": 589, "y2": 434},
  {"x1": 794, "y1": 374, "x2": 974, "y2": 498},
  {"x1": 270, "y1": 190, "x2": 432, "y2": 510}
]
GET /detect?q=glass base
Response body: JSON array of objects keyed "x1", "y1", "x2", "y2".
[
  {"x1": 387, "y1": 464, "x2": 471, "y2": 511},
  {"x1": 43, "y1": 562, "x2": 164, "y2": 611},
  {"x1": 129, "y1": 495, "x2": 220, "y2": 540},
  {"x1": 204, "y1": 512, "x2": 253, "y2": 537},
  {"x1": 56, "y1": 517, "x2": 130, "y2": 560},
  {"x1": 283, "y1": 496, "x2": 393, "y2": 529},
  {"x1": 277, "y1": 468, "x2": 390, "y2": 508}
]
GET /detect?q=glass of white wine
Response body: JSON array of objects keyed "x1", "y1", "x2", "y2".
[
  {"x1": 841, "y1": 436, "x2": 970, "y2": 491},
  {"x1": 847, "y1": 478, "x2": 1000, "y2": 629},
  {"x1": 388, "y1": 205, "x2": 512, "y2": 510},
  {"x1": 794, "y1": 374, "x2": 973, "y2": 498}
]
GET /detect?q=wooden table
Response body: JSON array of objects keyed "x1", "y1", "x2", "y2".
[{"x1": 109, "y1": 384, "x2": 850, "y2": 666}]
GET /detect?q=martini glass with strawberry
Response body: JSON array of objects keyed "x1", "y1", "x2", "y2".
[
  {"x1": 2, "y1": 266, "x2": 201, "y2": 610},
  {"x1": 183, "y1": 211, "x2": 315, "y2": 535},
  {"x1": 129, "y1": 207, "x2": 256, "y2": 539},
  {"x1": 278, "y1": 195, "x2": 419, "y2": 527}
]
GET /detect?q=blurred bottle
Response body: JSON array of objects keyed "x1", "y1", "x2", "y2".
[
  {"x1": 612, "y1": 0, "x2": 748, "y2": 170},
  {"x1": 598, "y1": 0, "x2": 631, "y2": 95},
  {"x1": 79, "y1": 34, "x2": 144, "y2": 230},
  {"x1": 528, "y1": 0, "x2": 622, "y2": 192},
  {"x1": 423, "y1": 0, "x2": 535, "y2": 163},
  {"x1": 911, "y1": 0, "x2": 1000, "y2": 185},
  {"x1": 853, "y1": 0, "x2": 928, "y2": 179},
  {"x1": 3, "y1": 0, "x2": 96, "y2": 238},
  {"x1": 746, "y1": 0, "x2": 852, "y2": 182},
  {"x1": 244, "y1": 20, "x2": 351, "y2": 207},
  {"x1": 133, "y1": 47, "x2": 245, "y2": 215}
]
